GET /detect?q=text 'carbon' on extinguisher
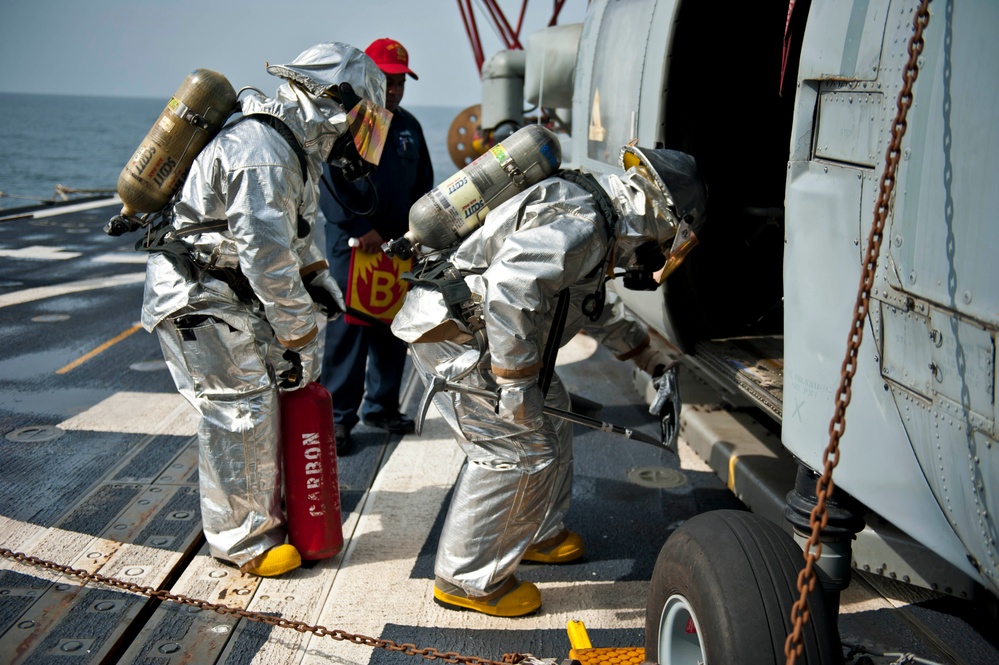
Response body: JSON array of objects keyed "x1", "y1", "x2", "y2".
[{"x1": 280, "y1": 382, "x2": 343, "y2": 560}]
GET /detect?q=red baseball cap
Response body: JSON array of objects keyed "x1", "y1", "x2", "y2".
[{"x1": 365, "y1": 38, "x2": 418, "y2": 80}]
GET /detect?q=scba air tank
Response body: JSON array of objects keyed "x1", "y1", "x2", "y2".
[
  {"x1": 389, "y1": 124, "x2": 561, "y2": 258},
  {"x1": 109, "y1": 69, "x2": 237, "y2": 233}
]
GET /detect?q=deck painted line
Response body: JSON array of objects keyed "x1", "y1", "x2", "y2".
[
  {"x1": 56, "y1": 323, "x2": 143, "y2": 374},
  {"x1": 0, "y1": 197, "x2": 121, "y2": 222},
  {"x1": 0, "y1": 245, "x2": 83, "y2": 260},
  {"x1": 0, "y1": 271, "x2": 145, "y2": 308},
  {"x1": 92, "y1": 252, "x2": 148, "y2": 264},
  {"x1": 0, "y1": 512, "x2": 189, "y2": 580},
  {"x1": 59, "y1": 391, "x2": 198, "y2": 436}
]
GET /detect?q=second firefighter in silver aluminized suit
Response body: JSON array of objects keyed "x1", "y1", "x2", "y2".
[
  {"x1": 141, "y1": 43, "x2": 389, "y2": 577},
  {"x1": 392, "y1": 145, "x2": 707, "y2": 616}
]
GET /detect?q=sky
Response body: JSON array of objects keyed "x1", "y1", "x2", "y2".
[{"x1": 0, "y1": 0, "x2": 589, "y2": 108}]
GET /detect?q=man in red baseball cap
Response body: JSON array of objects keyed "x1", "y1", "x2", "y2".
[
  {"x1": 364, "y1": 38, "x2": 418, "y2": 113},
  {"x1": 366, "y1": 38, "x2": 419, "y2": 79},
  {"x1": 319, "y1": 38, "x2": 434, "y2": 453}
]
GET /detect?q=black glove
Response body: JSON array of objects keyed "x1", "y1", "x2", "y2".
[
  {"x1": 303, "y1": 270, "x2": 345, "y2": 320},
  {"x1": 278, "y1": 348, "x2": 304, "y2": 389},
  {"x1": 276, "y1": 335, "x2": 320, "y2": 391},
  {"x1": 649, "y1": 364, "x2": 681, "y2": 453}
]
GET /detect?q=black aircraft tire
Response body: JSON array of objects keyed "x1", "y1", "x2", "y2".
[{"x1": 644, "y1": 509, "x2": 841, "y2": 665}]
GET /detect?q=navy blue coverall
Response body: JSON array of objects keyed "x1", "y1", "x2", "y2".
[{"x1": 319, "y1": 106, "x2": 433, "y2": 435}]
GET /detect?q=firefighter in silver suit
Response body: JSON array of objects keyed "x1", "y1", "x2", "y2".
[
  {"x1": 141, "y1": 43, "x2": 390, "y2": 577},
  {"x1": 393, "y1": 146, "x2": 706, "y2": 615}
]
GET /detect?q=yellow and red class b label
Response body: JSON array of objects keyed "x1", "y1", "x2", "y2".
[{"x1": 344, "y1": 248, "x2": 412, "y2": 325}]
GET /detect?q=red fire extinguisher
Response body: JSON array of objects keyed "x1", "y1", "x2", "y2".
[{"x1": 280, "y1": 382, "x2": 343, "y2": 560}]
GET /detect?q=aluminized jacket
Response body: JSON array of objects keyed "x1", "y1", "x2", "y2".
[
  {"x1": 141, "y1": 45, "x2": 386, "y2": 567},
  {"x1": 142, "y1": 83, "x2": 354, "y2": 346},
  {"x1": 393, "y1": 167, "x2": 680, "y2": 596}
]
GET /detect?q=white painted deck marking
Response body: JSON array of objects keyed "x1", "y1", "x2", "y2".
[
  {"x1": 0, "y1": 272, "x2": 145, "y2": 309},
  {"x1": 0, "y1": 197, "x2": 121, "y2": 222},
  {"x1": 59, "y1": 392, "x2": 198, "y2": 436},
  {"x1": 92, "y1": 253, "x2": 148, "y2": 264},
  {"x1": 28, "y1": 196, "x2": 121, "y2": 218},
  {"x1": 0, "y1": 246, "x2": 82, "y2": 260}
]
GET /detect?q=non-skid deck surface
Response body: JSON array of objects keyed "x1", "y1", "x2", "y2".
[{"x1": 0, "y1": 336, "x2": 711, "y2": 664}]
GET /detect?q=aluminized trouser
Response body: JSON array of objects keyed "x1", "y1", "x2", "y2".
[
  {"x1": 410, "y1": 340, "x2": 574, "y2": 597},
  {"x1": 154, "y1": 306, "x2": 288, "y2": 567}
]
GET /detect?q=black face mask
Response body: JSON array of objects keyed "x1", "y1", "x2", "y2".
[
  {"x1": 326, "y1": 82, "x2": 374, "y2": 182},
  {"x1": 328, "y1": 131, "x2": 373, "y2": 181},
  {"x1": 622, "y1": 240, "x2": 667, "y2": 291}
]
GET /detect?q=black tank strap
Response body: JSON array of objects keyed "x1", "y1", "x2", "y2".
[
  {"x1": 538, "y1": 288, "x2": 569, "y2": 396},
  {"x1": 402, "y1": 261, "x2": 476, "y2": 324},
  {"x1": 555, "y1": 169, "x2": 615, "y2": 321},
  {"x1": 134, "y1": 114, "x2": 313, "y2": 304}
]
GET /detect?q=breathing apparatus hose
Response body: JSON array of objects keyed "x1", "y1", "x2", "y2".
[{"x1": 321, "y1": 170, "x2": 378, "y2": 218}]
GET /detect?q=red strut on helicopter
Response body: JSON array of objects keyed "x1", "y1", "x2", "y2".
[{"x1": 457, "y1": 0, "x2": 572, "y2": 74}]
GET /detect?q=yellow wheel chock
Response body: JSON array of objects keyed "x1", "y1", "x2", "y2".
[{"x1": 566, "y1": 620, "x2": 645, "y2": 665}]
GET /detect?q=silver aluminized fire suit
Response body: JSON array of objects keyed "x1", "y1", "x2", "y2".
[
  {"x1": 392, "y1": 147, "x2": 704, "y2": 597},
  {"x1": 141, "y1": 43, "x2": 386, "y2": 567}
]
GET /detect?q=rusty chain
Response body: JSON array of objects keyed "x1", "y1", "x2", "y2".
[
  {"x1": 784, "y1": 1, "x2": 932, "y2": 663},
  {"x1": 0, "y1": 547, "x2": 527, "y2": 665}
]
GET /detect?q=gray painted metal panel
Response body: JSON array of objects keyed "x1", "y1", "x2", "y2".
[
  {"x1": 887, "y1": 1, "x2": 999, "y2": 329},
  {"x1": 798, "y1": 0, "x2": 889, "y2": 81},
  {"x1": 881, "y1": 305, "x2": 934, "y2": 398},
  {"x1": 815, "y1": 89, "x2": 885, "y2": 167},
  {"x1": 569, "y1": 0, "x2": 679, "y2": 173},
  {"x1": 783, "y1": 159, "x2": 976, "y2": 582},
  {"x1": 927, "y1": 310, "x2": 994, "y2": 424},
  {"x1": 584, "y1": 0, "x2": 655, "y2": 164},
  {"x1": 784, "y1": 0, "x2": 999, "y2": 592},
  {"x1": 524, "y1": 23, "x2": 583, "y2": 109}
]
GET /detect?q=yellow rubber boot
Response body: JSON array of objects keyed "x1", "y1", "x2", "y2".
[
  {"x1": 240, "y1": 544, "x2": 302, "y2": 577},
  {"x1": 523, "y1": 530, "x2": 584, "y2": 564},
  {"x1": 433, "y1": 576, "x2": 541, "y2": 617}
]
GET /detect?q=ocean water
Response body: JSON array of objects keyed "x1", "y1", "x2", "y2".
[{"x1": 0, "y1": 92, "x2": 464, "y2": 211}]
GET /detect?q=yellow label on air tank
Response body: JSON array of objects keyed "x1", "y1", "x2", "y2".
[
  {"x1": 489, "y1": 144, "x2": 509, "y2": 163},
  {"x1": 157, "y1": 115, "x2": 177, "y2": 133},
  {"x1": 438, "y1": 170, "x2": 488, "y2": 234}
]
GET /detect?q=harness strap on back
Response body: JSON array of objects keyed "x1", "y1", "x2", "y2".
[
  {"x1": 136, "y1": 114, "x2": 312, "y2": 303},
  {"x1": 403, "y1": 261, "x2": 477, "y2": 325}
]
